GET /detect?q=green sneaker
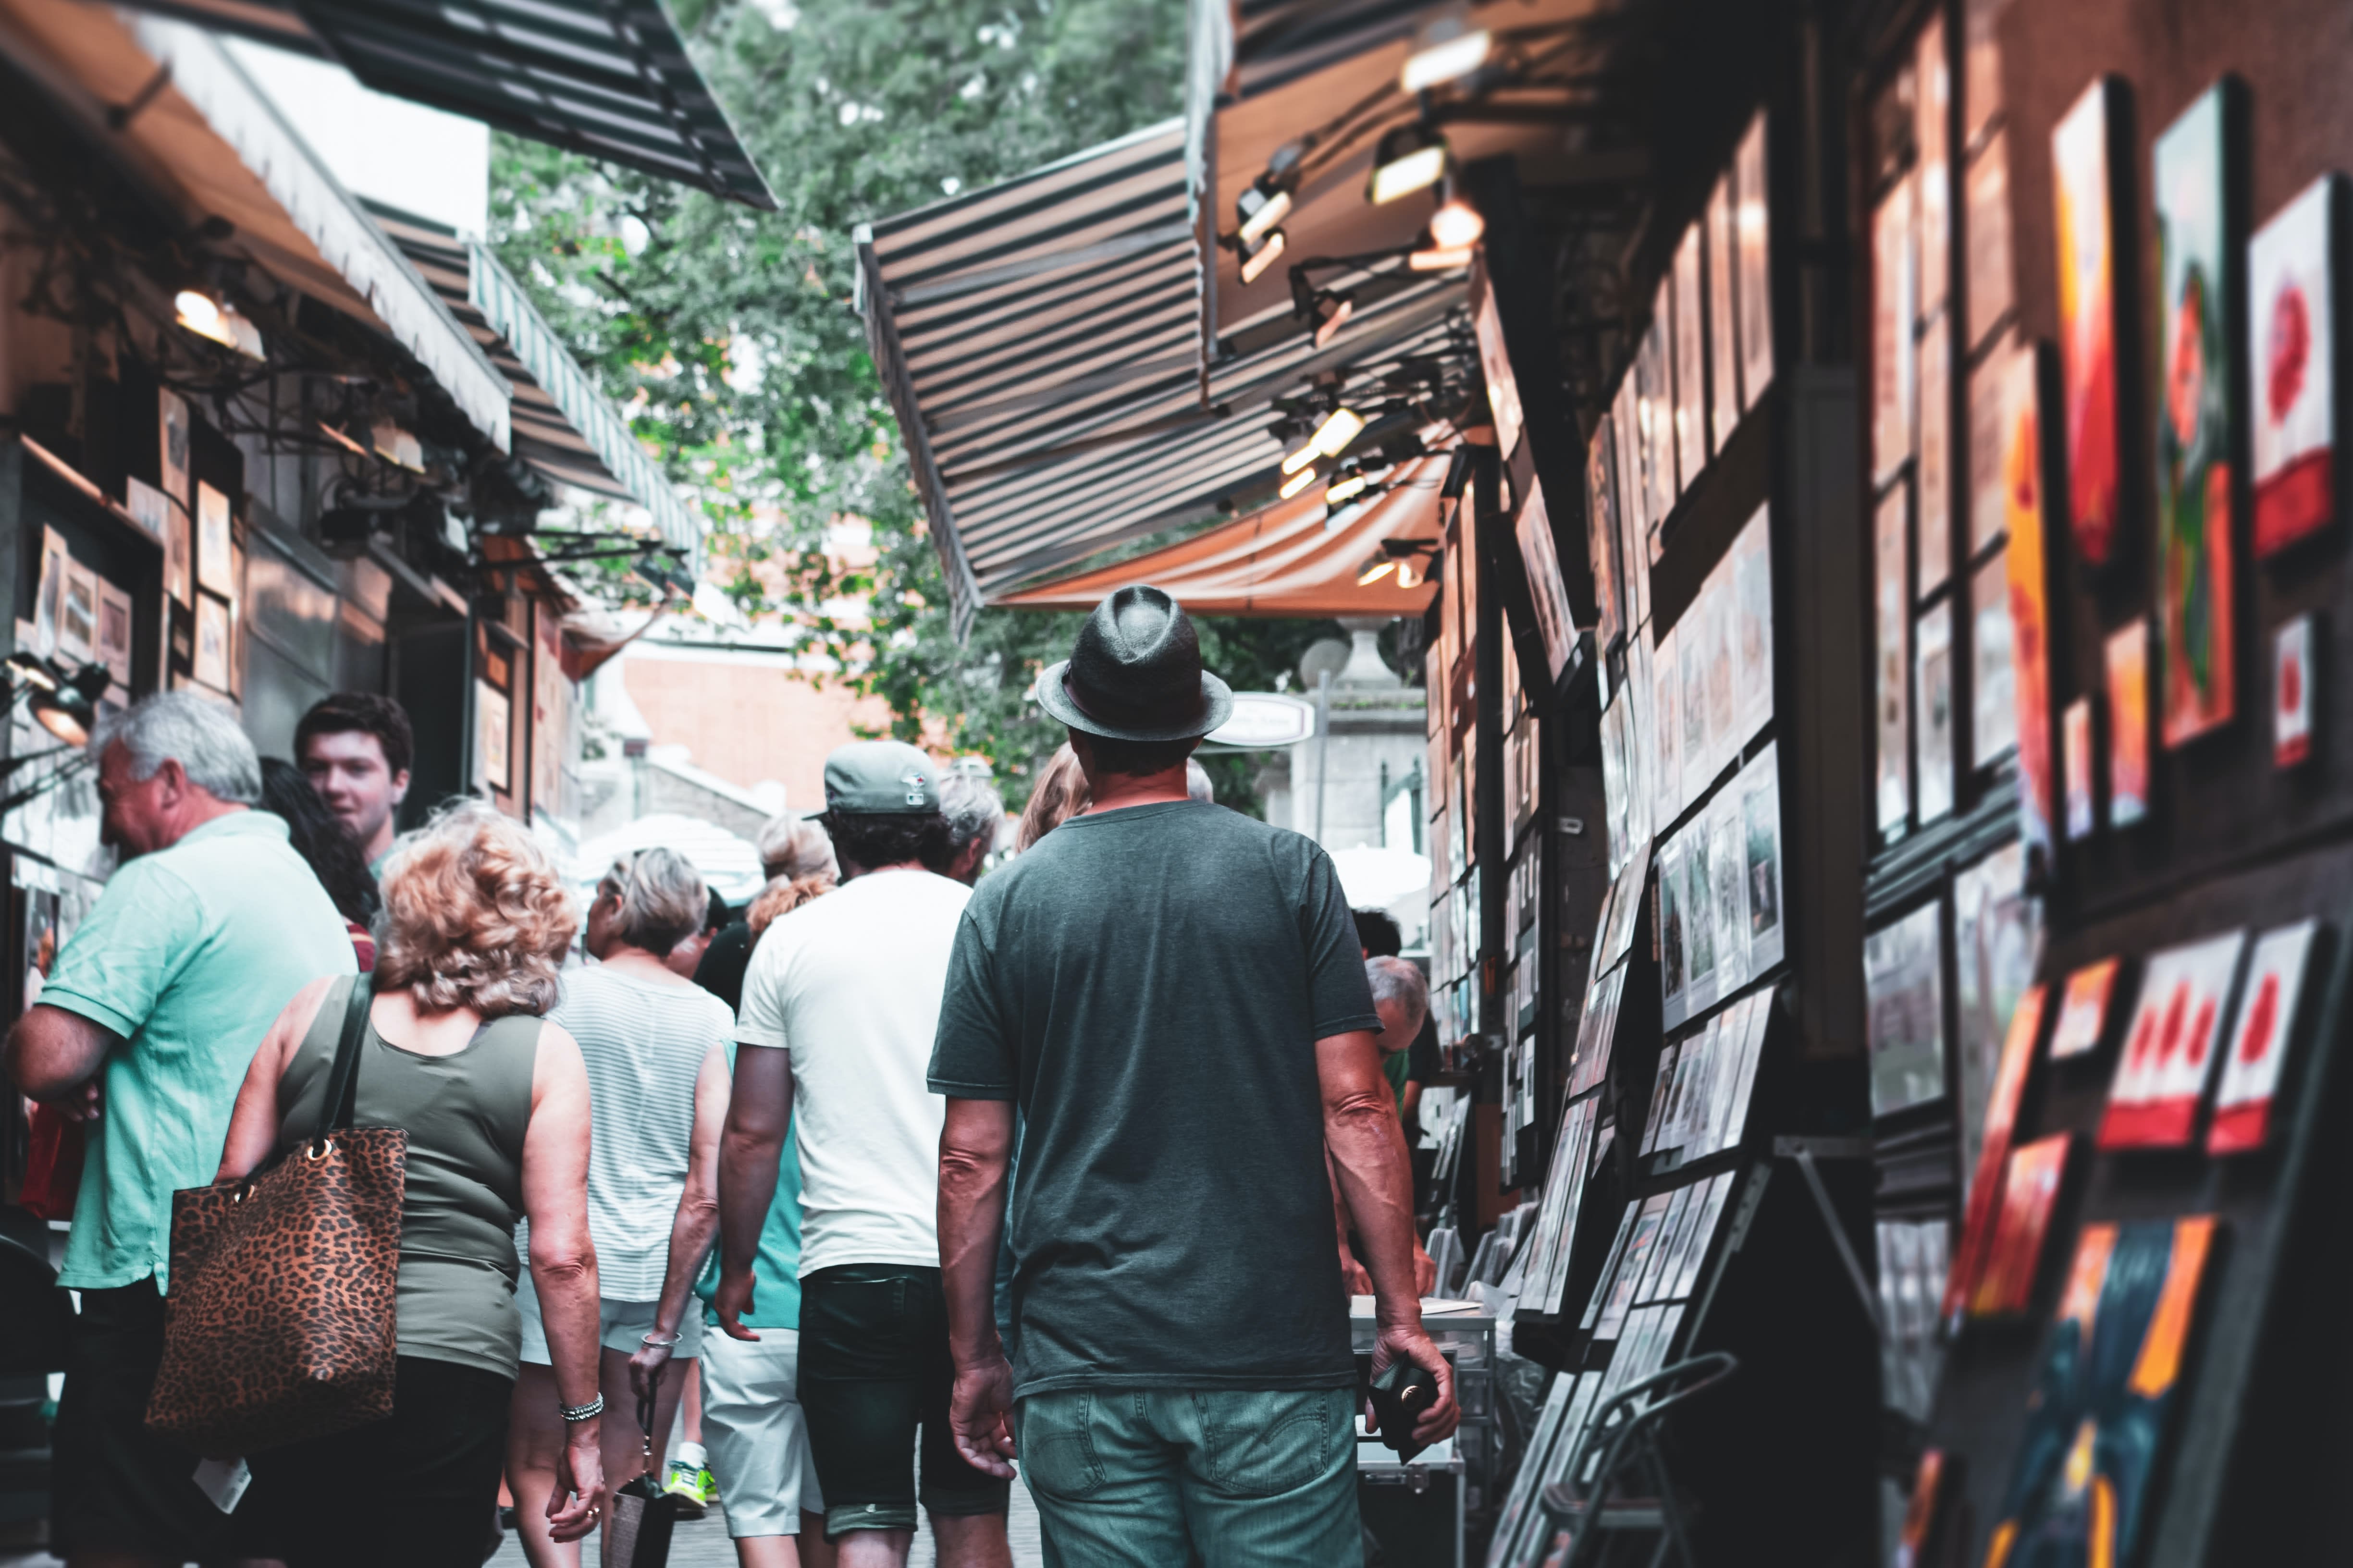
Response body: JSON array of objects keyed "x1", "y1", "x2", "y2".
[{"x1": 662, "y1": 1458, "x2": 716, "y2": 1519}]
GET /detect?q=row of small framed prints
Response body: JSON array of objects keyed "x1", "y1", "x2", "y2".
[{"x1": 1659, "y1": 741, "x2": 1786, "y2": 1031}]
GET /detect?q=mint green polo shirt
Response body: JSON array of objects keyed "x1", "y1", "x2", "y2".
[{"x1": 43, "y1": 809, "x2": 358, "y2": 1292}]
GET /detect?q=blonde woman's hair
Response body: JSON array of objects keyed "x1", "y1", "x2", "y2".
[
  {"x1": 747, "y1": 871, "x2": 838, "y2": 943},
  {"x1": 376, "y1": 801, "x2": 578, "y2": 1017},
  {"x1": 1015, "y1": 744, "x2": 1091, "y2": 853},
  {"x1": 595, "y1": 847, "x2": 707, "y2": 956}
]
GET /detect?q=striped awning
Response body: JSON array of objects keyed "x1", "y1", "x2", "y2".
[
  {"x1": 370, "y1": 204, "x2": 702, "y2": 555},
  {"x1": 998, "y1": 452, "x2": 1446, "y2": 617},
  {"x1": 858, "y1": 119, "x2": 1467, "y2": 634},
  {"x1": 112, "y1": 0, "x2": 775, "y2": 209}
]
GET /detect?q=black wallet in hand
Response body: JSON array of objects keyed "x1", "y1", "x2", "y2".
[{"x1": 1366, "y1": 1358, "x2": 1440, "y2": 1463}]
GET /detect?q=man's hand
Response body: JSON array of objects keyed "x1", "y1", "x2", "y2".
[
  {"x1": 546, "y1": 1425, "x2": 608, "y2": 1543},
  {"x1": 949, "y1": 1352, "x2": 1019, "y2": 1479},
  {"x1": 1340, "y1": 1248, "x2": 1375, "y2": 1297},
  {"x1": 1366, "y1": 1320, "x2": 1461, "y2": 1448},
  {"x1": 54, "y1": 1078, "x2": 102, "y2": 1122},
  {"x1": 713, "y1": 1266, "x2": 762, "y2": 1343},
  {"x1": 1414, "y1": 1241, "x2": 1438, "y2": 1297}
]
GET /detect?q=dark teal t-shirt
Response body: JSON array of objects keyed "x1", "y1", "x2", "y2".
[{"x1": 928, "y1": 800, "x2": 1379, "y2": 1398}]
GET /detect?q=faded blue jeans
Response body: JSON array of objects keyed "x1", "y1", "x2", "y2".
[{"x1": 1016, "y1": 1385, "x2": 1363, "y2": 1566}]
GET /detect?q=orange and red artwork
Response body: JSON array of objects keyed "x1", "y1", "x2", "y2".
[
  {"x1": 2106, "y1": 621, "x2": 2151, "y2": 823},
  {"x1": 2099, "y1": 930, "x2": 2245, "y2": 1150},
  {"x1": 1945, "y1": 983, "x2": 2046, "y2": 1321},
  {"x1": 2000, "y1": 342, "x2": 2056, "y2": 859},
  {"x1": 2210, "y1": 919, "x2": 2320, "y2": 1154},
  {"x1": 1971, "y1": 1131, "x2": 2074, "y2": 1319},
  {"x1": 2048, "y1": 957, "x2": 2122, "y2": 1060},
  {"x1": 2053, "y1": 79, "x2": 2124, "y2": 565}
]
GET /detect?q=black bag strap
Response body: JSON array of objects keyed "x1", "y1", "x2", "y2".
[{"x1": 313, "y1": 972, "x2": 376, "y2": 1147}]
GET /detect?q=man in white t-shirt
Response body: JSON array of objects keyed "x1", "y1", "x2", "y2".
[{"x1": 717, "y1": 741, "x2": 1011, "y2": 1568}]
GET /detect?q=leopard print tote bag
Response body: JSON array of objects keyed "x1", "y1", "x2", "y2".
[{"x1": 146, "y1": 976, "x2": 407, "y2": 1459}]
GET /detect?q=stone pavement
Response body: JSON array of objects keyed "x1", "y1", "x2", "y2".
[{"x1": 483, "y1": 1479, "x2": 1045, "y2": 1567}]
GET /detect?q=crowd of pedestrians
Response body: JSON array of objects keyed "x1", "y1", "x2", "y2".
[{"x1": 2, "y1": 584, "x2": 1457, "y2": 1568}]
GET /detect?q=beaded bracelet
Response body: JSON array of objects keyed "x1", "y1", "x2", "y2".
[{"x1": 559, "y1": 1394, "x2": 605, "y2": 1423}]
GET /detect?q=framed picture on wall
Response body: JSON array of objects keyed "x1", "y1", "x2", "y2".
[
  {"x1": 1873, "y1": 172, "x2": 1917, "y2": 484},
  {"x1": 195, "y1": 482, "x2": 235, "y2": 599},
  {"x1": 476, "y1": 681, "x2": 512, "y2": 794},
  {"x1": 1915, "y1": 15, "x2": 1950, "y2": 316},
  {"x1": 159, "y1": 386, "x2": 190, "y2": 505},
  {"x1": 2249, "y1": 174, "x2": 2340, "y2": 555},
  {"x1": 1874, "y1": 484, "x2": 1910, "y2": 833},
  {"x1": 1587, "y1": 413, "x2": 1622, "y2": 651},
  {"x1": 1708, "y1": 171, "x2": 1742, "y2": 448},
  {"x1": 1675, "y1": 222, "x2": 1708, "y2": 480},
  {"x1": 1918, "y1": 314, "x2": 1953, "y2": 596},
  {"x1": 58, "y1": 561, "x2": 97, "y2": 669},
  {"x1": 33, "y1": 527, "x2": 66, "y2": 660},
  {"x1": 2052, "y1": 76, "x2": 2127, "y2": 567},
  {"x1": 1916, "y1": 597, "x2": 1955, "y2": 822},
  {"x1": 192, "y1": 594, "x2": 230, "y2": 691},
  {"x1": 1736, "y1": 111, "x2": 1774, "y2": 410},
  {"x1": 1866, "y1": 899, "x2": 1947, "y2": 1118},
  {"x1": 2106, "y1": 620, "x2": 2152, "y2": 823},
  {"x1": 1965, "y1": 131, "x2": 2014, "y2": 351},
  {"x1": 1515, "y1": 483, "x2": 1578, "y2": 685},
  {"x1": 97, "y1": 580, "x2": 133, "y2": 690},
  {"x1": 2153, "y1": 83, "x2": 2240, "y2": 747}
]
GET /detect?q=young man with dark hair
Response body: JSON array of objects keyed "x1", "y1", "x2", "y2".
[
  {"x1": 294, "y1": 692, "x2": 414, "y2": 872},
  {"x1": 929, "y1": 585, "x2": 1457, "y2": 1564},
  {"x1": 716, "y1": 741, "x2": 1010, "y2": 1568}
]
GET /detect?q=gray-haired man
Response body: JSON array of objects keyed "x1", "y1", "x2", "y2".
[{"x1": 4, "y1": 691, "x2": 357, "y2": 1566}]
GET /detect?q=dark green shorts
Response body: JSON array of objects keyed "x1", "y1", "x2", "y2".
[{"x1": 797, "y1": 1263, "x2": 1011, "y2": 1540}]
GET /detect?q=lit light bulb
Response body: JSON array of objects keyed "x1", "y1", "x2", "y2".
[
  {"x1": 1326, "y1": 473, "x2": 1370, "y2": 505},
  {"x1": 1429, "y1": 198, "x2": 1485, "y2": 250},
  {"x1": 1310, "y1": 406, "x2": 1367, "y2": 458},
  {"x1": 1239, "y1": 229, "x2": 1286, "y2": 284},
  {"x1": 1279, "y1": 467, "x2": 1319, "y2": 500}
]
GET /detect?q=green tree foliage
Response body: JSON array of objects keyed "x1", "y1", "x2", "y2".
[{"x1": 487, "y1": 0, "x2": 1369, "y2": 815}]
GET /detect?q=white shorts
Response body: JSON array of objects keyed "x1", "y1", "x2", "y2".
[
  {"x1": 514, "y1": 1270, "x2": 706, "y2": 1365},
  {"x1": 701, "y1": 1328, "x2": 824, "y2": 1537}
]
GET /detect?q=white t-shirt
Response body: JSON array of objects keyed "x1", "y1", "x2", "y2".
[{"x1": 734, "y1": 867, "x2": 973, "y2": 1276}]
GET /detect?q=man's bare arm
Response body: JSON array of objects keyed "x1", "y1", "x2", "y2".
[
  {"x1": 939, "y1": 1096, "x2": 1018, "y2": 1478},
  {"x1": 1318, "y1": 1027, "x2": 1460, "y2": 1444},
  {"x1": 4, "y1": 1006, "x2": 121, "y2": 1115},
  {"x1": 713, "y1": 1043, "x2": 793, "y2": 1339}
]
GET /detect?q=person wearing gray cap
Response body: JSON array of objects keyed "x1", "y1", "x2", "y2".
[
  {"x1": 715, "y1": 741, "x2": 1010, "y2": 1568},
  {"x1": 929, "y1": 585, "x2": 1458, "y2": 1564}
]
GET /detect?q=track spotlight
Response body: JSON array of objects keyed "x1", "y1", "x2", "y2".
[
  {"x1": 1312, "y1": 291, "x2": 1355, "y2": 348},
  {"x1": 1401, "y1": 10, "x2": 1491, "y2": 93},
  {"x1": 1408, "y1": 243, "x2": 1476, "y2": 271},
  {"x1": 1279, "y1": 466, "x2": 1319, "y2": 500},
  {"x1": 1282, "y1": 442, "x2": 1320, "y2": 475},
  {"x1": 1310, "y1": 406, "x2": 1367, "y2": 459},
  {"x1": 1369, "y1": 123, "x2": 1449, "y2": 205},
  {"x1": 1239, "y1": 228, "x2": 1287, "y2": 284},
  {"x1": 174, "y1": 288, "x2": 264, "y2": 358},
  {"x1": 1326, "y1": 471, "x2": 1370, "y2": 506},
  {"x1": 1357, "y1": 558, "x2": 1399, "y2": 586},
  {"x1": 1237, "y1": 179, "x2": 1293, "y2": 248}
]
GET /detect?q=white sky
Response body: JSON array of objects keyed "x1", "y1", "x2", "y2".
[{"x1": 226, "y1": 39, "x2": 490, "y2": 237}]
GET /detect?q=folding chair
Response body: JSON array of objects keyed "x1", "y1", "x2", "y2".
[{"x1": 1524, "y1": 1352, "x2": 1739, "y2": 1568}]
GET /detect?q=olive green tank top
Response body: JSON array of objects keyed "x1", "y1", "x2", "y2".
[{"x1": 275, "y1": 977, "x2": 540, "y2": 1379}]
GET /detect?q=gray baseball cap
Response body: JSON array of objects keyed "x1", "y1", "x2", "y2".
[{"x1": 809, "y1": 740, "x2": 941, "y2": 817}]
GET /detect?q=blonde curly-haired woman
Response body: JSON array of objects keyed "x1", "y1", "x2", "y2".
[{"x1": 216, "y1": 801, "x2": 606, "y2": 1566}]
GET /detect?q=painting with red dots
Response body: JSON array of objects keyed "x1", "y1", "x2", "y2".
[
  {"x1": 2249, "y1": 176, "x2": 2337, "y2": 556},
  {"x1": 2209, "y1": 919, "x2": 2321, "y2": 1154},
  {"x1": 2097, "y1": 930, "x2": 2246, "y2": 1149},
  {"x1": 2273, "y1": 613, "x2": 2313, "y2": 768}
]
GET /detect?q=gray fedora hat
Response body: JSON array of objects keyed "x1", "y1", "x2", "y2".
[{"x1": 1035, "y1": 585, "x2": 1234, "y2": 743}]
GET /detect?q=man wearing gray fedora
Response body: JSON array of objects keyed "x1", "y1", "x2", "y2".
[{"x1": 930, "y1": 585, "x2": 1457, "y2": 1563}]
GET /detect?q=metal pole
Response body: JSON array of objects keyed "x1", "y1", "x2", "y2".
[{"x1": 1314, "y1": 669, "x2": 1332, "y2": 845}]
